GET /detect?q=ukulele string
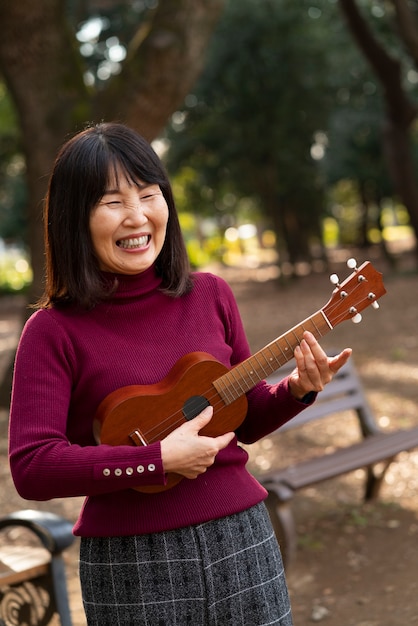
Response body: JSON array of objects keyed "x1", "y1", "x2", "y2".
[
  {"x1": 140, "y1": 289, "x2": 370, "y2": 443},
  {"x1": 140, "y1": 343, "x2": 300, "y2": 442},
  {"x1": 139, "y1": 388, "x2": 229, "y2": 442},
  {"x1": 327, "y1": 286, "x2": 368, "y2": 326}
]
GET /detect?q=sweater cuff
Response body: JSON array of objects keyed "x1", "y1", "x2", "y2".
[
  {"x1": 286, "y1": 378, "x2": 317, "y2": 405},
  {"x1": 299, "y1": 390, "x2": 317, "y2": 404}
]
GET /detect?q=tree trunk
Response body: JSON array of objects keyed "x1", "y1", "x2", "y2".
[
  {"x1": 339, "y1": 0, "x2": 418, "y2": 258},
  {"x1": 0, "y1": 0, "x2": 91, "y2": 300},
  {"x1": 382, "y1": 120, "x2": 418, "y2": 240},
  {"x1": 97, "y1": 0, "x2": 226, "y2": 141}
]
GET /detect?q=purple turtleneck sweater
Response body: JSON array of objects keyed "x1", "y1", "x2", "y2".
[{"x1": 9, "y1": 267, "x2": 312, "y2": 537}]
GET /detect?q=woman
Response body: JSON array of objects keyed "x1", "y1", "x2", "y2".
[{"x1": 9, "y1": 122, "x2": 351, "y2": 625}]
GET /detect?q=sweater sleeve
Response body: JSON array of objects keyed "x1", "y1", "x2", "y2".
[{"x1": 9, "y1": 311, "x2": 166, "y2": 501}]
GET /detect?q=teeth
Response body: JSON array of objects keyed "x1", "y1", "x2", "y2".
[{"x1": 117, "y1": 236, "x2": 149, "y2": 249}]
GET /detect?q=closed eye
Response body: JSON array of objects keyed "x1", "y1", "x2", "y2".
[
  {"x1": 98, "y1": 196, "x2": 122, "y2": 207},
  {"x1": 140, "y1": 192, "x2": 158, "y2": 200}
]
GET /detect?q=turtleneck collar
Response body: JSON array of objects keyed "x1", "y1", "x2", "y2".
[{"x1": 101, "y1": 264, "x2": 163, "y2": 300}]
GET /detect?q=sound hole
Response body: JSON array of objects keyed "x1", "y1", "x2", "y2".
[{"x1": 183, "y1": 395, "x2": 210, "y2": 421}]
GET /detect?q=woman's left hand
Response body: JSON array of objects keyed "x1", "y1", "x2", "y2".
[{"x1": 288, "y1": 331, "x2": 352, "y2": 400}]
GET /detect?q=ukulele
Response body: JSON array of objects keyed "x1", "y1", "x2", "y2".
[{"x1": 94, "y1": 259, "x2": 386, "y2": 493}]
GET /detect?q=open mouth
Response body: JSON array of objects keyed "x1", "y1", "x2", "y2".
[{"x1": 116, "y1": 235, "x2": 150, "y2": 249}]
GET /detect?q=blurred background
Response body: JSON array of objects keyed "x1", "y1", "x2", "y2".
[{"x1": 0, "y1": 1, "x2": 417, "y2": 624}]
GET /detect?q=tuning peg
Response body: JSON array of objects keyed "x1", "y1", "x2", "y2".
[
  {"x1": 347, "y1": 258, "x2": 357, "y2": 270},
  {"x1": 368, "y1": 292, "x2": 380, "y2": 309},
  {"x1": 349, "y1": 306, "x2": 362, "y2": 323},
  {"x1": 330, "y1": 273, "x2": 339, "y2": 286}
]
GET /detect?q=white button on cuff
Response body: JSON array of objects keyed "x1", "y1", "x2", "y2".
[
  {"x1": 103, "y1": 468, "x2": 111, "y2": 477},
  {"x1": 137, "y1": 465, "x2": 145, "y2": 473},
  {"x1": 148, "y1": 464, "x2": 156, "y2": 472},
  {"x1": 126, "y1": 467, "x2": 134, "y2": 475},
  {"x1": 115, "y1": 468, "x2": 122, "y2": 476}
]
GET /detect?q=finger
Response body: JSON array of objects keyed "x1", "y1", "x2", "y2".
[
  {"x1": 182, "y1": 405, "x2": 213, "y2": 434},
  {"x1": 301, "y1": 332, "x2": 328, "y2": 365},
  {"x1": 329, "y1": 348, "x2": 352, "y2": 373},
  {"x1": 294, "y1": 343, "x2": 312, "y2": 371},
  {"x1": 298, "y1": 337, "x2": 326, "y2": 379},
  {"x1": 214, "y1": 431, "x2": 235, "y2": 449},
  {"x1": 194, "y1": 405, "x2": 214, "y2": 424}
]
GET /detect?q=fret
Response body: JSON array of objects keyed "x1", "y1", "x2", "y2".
[
  {"x1": 251, "y1": 353, "x2": 271, "y2": 377},
  {"x1": 265, "y1": 345, "x2": 283, "y2": 370},
  {"x1": 276, "y1": 341, "x2": 288, "y2": 358},
  {"x1": 291, "y1": 330, "x2": 301, "y2": 343},
  {"x1": 310, "y1": 316, "x2": 323, "y2": 337},
  {"x1": 283, "y1": 335, "x2": 294, "y2": 351},
  {"x1": 241, "y1": 364, "x2": 259, "y2": 386},
  {"x1": 212, "y1": 375, "x2": 235, "y2": 405},
  {"x1": 227, "y1": 367, "x2": 249, "y2": 397}
]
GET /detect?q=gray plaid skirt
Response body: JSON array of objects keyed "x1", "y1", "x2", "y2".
[{"x1": 79, "y1": 502, "x2": 293, "y2": 625}]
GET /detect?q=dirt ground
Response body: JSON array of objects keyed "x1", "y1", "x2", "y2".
[{"x1": 1, "y1": 245, "x2": 418, "y2": 626}]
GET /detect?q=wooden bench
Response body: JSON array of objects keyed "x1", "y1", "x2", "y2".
[
  {"x1": 259, "y1": 357, "x2": 418, "y2": 566},
  {"x1": 0, "y1": 509, "x2": 75, "y2": 626}
]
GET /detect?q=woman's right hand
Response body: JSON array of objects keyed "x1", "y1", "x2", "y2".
[{"x1": 160, "y1": 406, "x2": 235, "y2": 479}]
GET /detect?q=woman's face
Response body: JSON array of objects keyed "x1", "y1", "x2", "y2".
[{"x1": 89, "y1": 169, "x2": 169, "y2": 275}]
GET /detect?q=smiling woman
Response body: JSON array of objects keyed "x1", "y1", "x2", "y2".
[{"x1": 8, "y1": 122, "x2": 351, "y2": 626}]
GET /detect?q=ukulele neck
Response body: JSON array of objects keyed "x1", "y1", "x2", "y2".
[{"x1": 212, "y1": 309, "x2": 332, "y2": 405}]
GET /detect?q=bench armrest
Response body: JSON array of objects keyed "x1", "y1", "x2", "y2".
[{"x1": 0, "y1": 509, "x2": 75, "y2": 555}]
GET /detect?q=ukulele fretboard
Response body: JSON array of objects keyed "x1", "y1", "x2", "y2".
[{"x1": 212, "y1": 311, "x2": 332, "y2": 405}]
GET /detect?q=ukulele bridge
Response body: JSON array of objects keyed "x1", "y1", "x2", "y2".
[{"x1": 129, "y1": 429, "x2": 148, "y2": 446}]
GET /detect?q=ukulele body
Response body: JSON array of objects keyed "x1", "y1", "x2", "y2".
[{"x1": 94, "y1": 351, "x2": 248, "y2": 493}]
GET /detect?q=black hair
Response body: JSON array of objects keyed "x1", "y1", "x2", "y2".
[{"x1": 39, "y1": 122, "x2": 192, "y2": 309}]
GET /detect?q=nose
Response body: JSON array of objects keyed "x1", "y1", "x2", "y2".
[{"x1": 123, "y1": 202, "x2": 148, "y2": 225}]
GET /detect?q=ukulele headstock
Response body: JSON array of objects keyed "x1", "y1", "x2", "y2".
[{"x1": 322, "y1": 258, "x2": 386, "y2": 328}]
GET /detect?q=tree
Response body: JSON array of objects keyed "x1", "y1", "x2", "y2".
[
  {"x1": 0, "y1": 0, "x2": 225, "y2": 406},
  {"x1": 166, "y1": 0, "x2": 333, "y2": 271},
  {"x1": 319, "y1": 11, "x2": 395, "y2": 253},
  {"x1": 338, "y1": 0, "x2": 418, "y2": 259},
  {"x1": 0, "y1": 0, "x2": 226, "y2": 300}
]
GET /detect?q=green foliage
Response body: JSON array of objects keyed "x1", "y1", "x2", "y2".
[
  {"x1": 0, "y1": 84, "x2": 27, "y2": 243},
  {"x1": 0, "y1": 246, "x2": 32, "y2": 294},
  {"x1": 0, "y1": 0, "x2": 416, "y2": 262},
  {"x1": 165, "y1": 0, "x2": 418, "y2": 257},
  {"x1": 320, "y1": 6, "x2": 392, "y2": 200},
  {"x1": 165, "y1": 0, "x2": 339, "y2": 261},
  {"x1": 67, "y1": 1, "x2": 153, "y2": 87}
]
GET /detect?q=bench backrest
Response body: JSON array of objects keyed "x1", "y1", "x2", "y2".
[{"x1": 266, "y1": 354, "x2": 379, "y2": 436}]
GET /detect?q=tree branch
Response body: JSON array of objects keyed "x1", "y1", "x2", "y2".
[
  {"x1": 338, "y1": 0, "x2": 416, "y2": 127},
  {"x1": 392, "y1": 0, "x2": 418, "y2": 67}
]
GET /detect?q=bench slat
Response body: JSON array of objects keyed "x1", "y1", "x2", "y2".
[
  {"x1": 0, "y1": 546, "x2": 50, "y2": 587},
  {"x1": 263, "y1": 427, "x2": 418, "y2": 491}
]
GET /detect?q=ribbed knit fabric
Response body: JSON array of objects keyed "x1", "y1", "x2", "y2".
[{"x1": 9, "y1": 266, "x2": 312, "y2": 537}]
